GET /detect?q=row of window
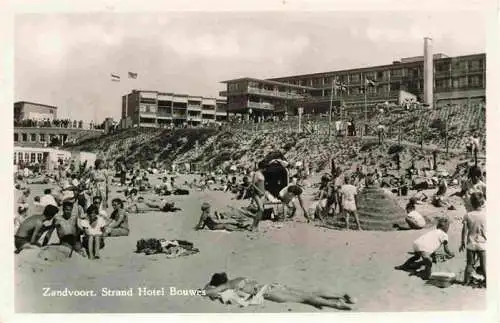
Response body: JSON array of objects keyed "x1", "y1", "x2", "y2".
[
  {"x1": 283, "y1": 59, "x2": 484, "y2": 87},
  {"x1": 14, "y1": 152, "x2": 44, "y2": 165},
  {"x1": 14, "y1": 133, "x2": 64, "y2": 142}
]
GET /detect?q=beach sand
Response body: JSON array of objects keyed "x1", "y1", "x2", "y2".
[{"x1": 15, "y1": 177, "x2": 485, "y2": 312}]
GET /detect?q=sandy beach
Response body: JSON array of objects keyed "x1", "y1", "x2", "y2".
[{"x1": 15, "y1": 175, "x2": 485, "y2": 313}]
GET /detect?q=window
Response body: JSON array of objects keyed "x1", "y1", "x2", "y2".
[
  {"x1": 30, "y1": 133, "x2": 36, "y2": 142},
  {"x1": 18, "y1": 152, "x2": 23, "y2": 162},
  {"x1": 22, "y1": 133, "x2": 27, "y2": 141},
  {"x1": 30, "y1": 153, "x2": 36, "y2": 163},
  {"x1": 24, "y1": 153, "x2": 29, "y2": 161},
  {"x1": 435, "y1": 62, "x2": 450, "y2": 73},
  {"x1": 14, "y1": 133, "x2": 18, "y2": 141},
  {"x1": 40, "y1": 134, "x2": 45, "y2": 142},
  {"x1": 139, "y1": 105, "x2": 147, "y2": 113},
  {"x1": 148, "y1": 105, "x2": 157, "y2": 113},
  {"x1": 37, "y1": 153, "x2": 43, "y2": 163},
  {"x1": 459, "y1": 77, "x2": 467, "y2": 88},
  {"x1": 14, "y1": 153, "x2": 16, "y2": 165},
  {"x1": 390, "y1": 69, "x2": 402, "y2": 77},
  {"x1": 435, "y1": 79, "x2": 449, "y2": 90},
  {"x1": 469, "y1": 59, "x2": 483, "y2": 72},
  {"x1": 469, "y1": 75, "x2": 482, "y2": 87},
  {"x1": 350, "y1": 74, "x2": 360, "y2": 82}
]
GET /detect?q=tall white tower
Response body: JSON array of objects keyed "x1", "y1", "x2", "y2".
[{"x1": 423, "y1": 37, "x2": 433, "y2": 108}]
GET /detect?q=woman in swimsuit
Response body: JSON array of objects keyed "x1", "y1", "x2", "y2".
[
  {"x1": 203, "y1": 272, "x2": 355, "y2": 310},
  {"x1": 90, "y1": 159, "x2": 109, "y2": 208},
  {"x1": 103, "y1": 198, "x2": 129, "y2": 237}
]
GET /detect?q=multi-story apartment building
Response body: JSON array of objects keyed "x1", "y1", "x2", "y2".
[
  {"x1": 14, "y1": 101, "x2": 58, "y2": 122},
  {"x1": 121, "y1": 90, "x2": 227, "y2": 128},
  {"x1": 220, "y1": 52, "x2": 485, "y2": 116}
]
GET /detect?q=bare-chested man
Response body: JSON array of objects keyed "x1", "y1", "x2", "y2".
[
  {"x1": 14, "y1": 205, "x2": 59, "y2": 253},
  {"x1": 250, "y1": 161, "x2": 267, "y2": 232},
  {"x1": 45, "y1": 201, "x2": 85, "y2": 255}
]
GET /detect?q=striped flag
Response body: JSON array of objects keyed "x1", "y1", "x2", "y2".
[
  {"x1": 334, "y1": 79, "x2": 347, "y2": 91},
  {"x1": 365, "y1": 78, "x2": 377, "y2": 87},
  {"x1": 111, "y1": 74, "x2": 120, "y2": 82},
  {"x1": 128, "y1": 72, "x2": 138, "y2": 79}
]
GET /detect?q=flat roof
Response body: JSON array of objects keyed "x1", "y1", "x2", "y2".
[
  {"x1": 268, "y1": 52, "x2": 485, "y2": 81},
  {"x1": 14, "y1": 101, "x2": 58, "y2": 109},
  {"x1": 220, "y1": 77, "x2": 315, "y2": 90}
]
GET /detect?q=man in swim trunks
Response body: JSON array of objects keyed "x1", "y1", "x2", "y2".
[
  {"x1": 202, "y1": 272, "x2": 355, "y2": 310},
  {"x1": 14, "y1": 205, "x2": 59, "y2": 253},
  {"x1": 250, "y1": 161, "x2": 267, "y2": 232},
  {"x1": 46, "y1": 201, "x2": 85, "y2": 255}
]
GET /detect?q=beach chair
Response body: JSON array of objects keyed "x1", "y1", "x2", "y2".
[{"x1": 262, "y1": 163, "x2": 289, "y2": 220}]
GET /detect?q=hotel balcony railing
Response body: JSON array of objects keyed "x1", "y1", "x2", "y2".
[
  {"x1": 172, "y1": 114, "x2": 187, "y2": 119},
  {"x1": 247, "y1": 87, "x2": 306, "y2": 99},
  {"x1": 247, "y1": 101, "x2": 275, "y2": 110},
  {"x1": 187, "y1": 105, "x2": 202, "y2": 110}
]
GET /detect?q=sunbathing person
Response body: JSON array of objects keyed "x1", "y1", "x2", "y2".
[
  {"x1": 14, "y1": 205, "x2": 59, "y2": 253},
  {"x1": 127, "y1": 196, "x2": 180, "y2": 213},
  {"x1": 202, "y1": 272, "x2": 355, "y2": 310},
  {"x1": 195, "y1": 202, "x2": 250, "y2": 231}
]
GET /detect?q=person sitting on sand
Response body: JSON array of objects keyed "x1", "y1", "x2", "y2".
[
  {"x1": 91, "y1": 195, "x2": 109, "y2": 220},
  {"x1": 14, "y1": 205, "x2": 29, "y2": 232},
  {"x1": 202, "y1": 272, "x2": 355, "y2": 310},
  {"x1": 195, "y1": 202, "x2": 250, "y2": 232},
  {"x1": 80, "y1": 205, "x2": 107, "y2": 260},
  {"x1": 278, "y1": 183, "x2": 310, "y2": 223},
  {"x1": 394, "y1": 198, "x2": 426, "y2": 231},
  {"x1": 459, "y1": 191, "x2": 486, "y2": 286},
  {"x1": 103, "y1": 198, "x2": 129, "y2": 237},
  {"x1": 339, "y1": 176, "x2": 362, "y2": 230},
  {"x1": 14, "y1": 205, "x2": 59, "y2": 253},
  {"x1": 431, "y1": 175, "x2": 449, "y2": 207},
  {"x1": 40, "y1": 188, "x2": 58, "y2": 208},
  {"x1": 45, "y1": 201, "x2": 85, "y2": 256},
  {"x1": 395, "y1": 217, "x2": 454, "y2": 280}
]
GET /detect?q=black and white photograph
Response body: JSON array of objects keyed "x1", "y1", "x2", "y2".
[{"x1": 8, "y1": 0, "x2": 494, "y2": 316}]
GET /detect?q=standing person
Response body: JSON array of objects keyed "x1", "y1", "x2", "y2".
[
  {"x1": 103, "y1": 198, "x2": 129, "y2": 237},
  {"x1": 339, "y1": 176, "x2": 362, "y2": 230},
  {"x1": 460, "y1": 166, "x2": 486, "y2": 213},
  {"x1": 119, "y1": 160, "x2": 127, "y2": 186},
  {"x1": 91, "y1": 159, "x2": 109, "y2": 208},
  {"x1": 249, "y1": 161, "x2": 267, "y2": 232},
  {"x1": 459, "y1": 192, "x2": 486, "y2": 286},
  {"x1": 471, "y1": 133, "x2": 480, "y2": 166},
  {"x1": 376, "y1": 124, "x2": 386, "y2": 145}
]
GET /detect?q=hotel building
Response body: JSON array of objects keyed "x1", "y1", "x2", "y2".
[
  {"x1": 220, "y1": 44, "x2": 485, "y2": 117},
  {"x1": 121, "y1": 90, "x2": 228, "y2": 128}
]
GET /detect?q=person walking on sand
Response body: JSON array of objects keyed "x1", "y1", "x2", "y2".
[{"x1": 339, "y1": 176, "x2": 362, "y2": 230}]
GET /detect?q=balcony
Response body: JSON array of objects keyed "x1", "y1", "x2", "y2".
[
  {"x1": 172, "y1": 113, "x2": 187, "y2": 119},
  {"x1": 187, "y1": 105, "x2": 202, "y2": 111},
  {"x1": 247, "y1": 87, "x2": 305, "y2": 99},
  {"x1": 247, "y1": 101, "x2": 275, "y2": 111},
  {"x1": 157, "y1": 111, "x2": 172, "y2": 119}
]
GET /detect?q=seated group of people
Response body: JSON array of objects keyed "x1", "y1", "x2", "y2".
[{"x1": 14, "y1": 194, "x2": 130, "y2": 260}]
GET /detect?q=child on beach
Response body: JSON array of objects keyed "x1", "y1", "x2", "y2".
[
  {"x1": 459, "y1": 192, "x2": 486, "y2": 286},
  {"x1": 14, "y1": 205, "x2": 29, "y2": 232},
  {"x1": 404, "y1": 199, "x2": 426, "y2": 230},
  {"x1": 80, "y1": 205, "x2": 106, "y2": 259},
  {"x1": 395, "y1": 217, "x2": 454, "y2": 279}
]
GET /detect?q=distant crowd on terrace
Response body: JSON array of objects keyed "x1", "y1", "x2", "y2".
[{"x1": 14, "y1": 118, "x2": 106, "y2": 130}]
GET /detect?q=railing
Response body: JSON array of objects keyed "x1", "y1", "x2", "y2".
[
  {"x1": 247, "y1": 87, "x2": 306, "y2": 99},
  {"x1": 14, "y1": 119, "x2": 106, "y2": 130},
  {"x1": 188, "y1": 105, "x2": 202, "y2": 110},
  {"x1": 247, "y1": 101, "x2": 275, "y2": 110}
]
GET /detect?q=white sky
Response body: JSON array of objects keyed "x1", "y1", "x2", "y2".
[{"x1": 15, "y1": 8, "x2": 487, "y2": 122}]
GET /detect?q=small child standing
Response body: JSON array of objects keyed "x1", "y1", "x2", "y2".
[
  {"x1": 395, "y1": 217, "x2": 454, "y2": 279},
  {"x1": 459, "y1": 191, "x2": 486, "y2": 286},
  {"x1": 80, "y1": 205, "x2": 106, "y2": 260}
]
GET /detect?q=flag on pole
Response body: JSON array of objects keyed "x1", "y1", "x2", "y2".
[
  {"x1": 365, "y1": 78, "x2": 377, "y2": 87},
  {"x1": 111, "y1": 74, "x2": 121, "y2": 82},
  {"x1": 128, "y1": 72, "x2": 138, "y2": 79}
]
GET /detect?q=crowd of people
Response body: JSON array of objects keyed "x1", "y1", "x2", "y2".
[{"x1": 14, "y1": 118, "x2": 106, "y2": 130}]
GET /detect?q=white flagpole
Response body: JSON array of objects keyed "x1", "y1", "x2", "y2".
[{"x1": 328, "y1": 79, "x2": 334, "y2": 137}]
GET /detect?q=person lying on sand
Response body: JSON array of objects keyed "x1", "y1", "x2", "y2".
[
  {"x1": 195, "y1": 202, "x2": 250, "y2": 232},
  {"x1": 127, "y1": 196, "x2": 181, "y2": 214},
  {"x1": 395, "y1": 217, "x2": 454, "y2": 280},
  {"x1": 202, "y1": 272, "x2": 355, "y2": 310},
  {"x1": 14, "y1": 205, "x2": 59, "y2": 254}
]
